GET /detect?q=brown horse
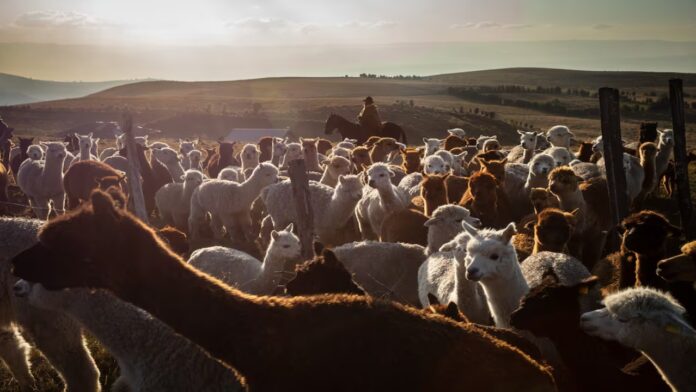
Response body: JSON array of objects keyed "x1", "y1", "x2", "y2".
[{"x1": 324, "y1": 114, "x2": 407, "y2": 145}]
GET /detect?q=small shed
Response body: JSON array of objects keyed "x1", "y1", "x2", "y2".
[{"x1": 224, "y1": 128, "x2": 289, "y2": 143}]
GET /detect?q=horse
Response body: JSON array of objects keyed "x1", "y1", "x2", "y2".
[{"x1": 324, "y1": 114, "x2": 407, "y2": 145}]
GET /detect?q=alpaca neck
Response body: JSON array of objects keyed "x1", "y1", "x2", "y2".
[
  {"x1": 182, "y1": 183, "x2": 198, "y2": 205},
  {"x1": 639, "y1": 333, "x2": 696, "y2": 391},
  {"x1": 304, "y1": 152, "x2": 321, "y2": 171},
  {"x1": 253, "y1": 247, "x2": 289, "y2": 294},
  {"x1": 532, "y1": 238, "x2": 566, "y2": 254},
  {"x1": 522, "y1": 147, "x2": 535, "y2": 164},
  {"x1": 424, "y1": 195, "x2": 447, "y2": 217},
  {"x1": 242, "y1": 159, "x2": 258, "y2": 173},
  {"x1": 327, "y1": 190, "x2": 358, "y2": 227},
  {"x1": 370, "y1": 147, "x2": 387, "y2": 163},
  {"x1": 79, "y1": 145, "x2": 91, "y2": 160},
  {"x1": 641, "y1": 155, "x2": 657, "y2": 191},
  {"x1": 634, "y1": 247, "x2": 666, "y2": 288},
  {"x1": 377, "y1": 184, "x2": 404, "y2": 212},
  {"x1": 479, "y1": 261, "x2": 528, "y2": 328},
  {"x1": 41, "y1": 155, "x2": 65, "y2": 188},
  {"x1": 319, "y1": 168, "x2": 338, "y2": 187},
  {"x1": 166, "y1": 161, "x2": 185, "y2": 183},
  {"x1": 236, "y1": 175, "x2": 267, "y2": 208}
]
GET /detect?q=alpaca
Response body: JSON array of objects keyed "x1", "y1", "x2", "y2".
[
  {"x1": 422, "y1": 138, "x2": 441, "y2": 156},
  {"x1": 461, "y1": 222, "x2": 527, "y2": 327},
  {"x1": 529, "y1": 187, "x2": 560, "y2": 214},
  {"x1": 329, "y1": 146, "x2": 351, "y2": 160},
  {"x1": 529, "y1": 208, "x2": 577, "y2": 254},
  {"x1": 262, "y1": 175, "x2": 363, "y2": 246},
  {"x1": 0, "y1": 218, "x2": 100, "y2": 391},
  {"x1": 337, "y1": 138, "x2": 358, "y2": 150},
  {"x1": 240, "y1": 143, "x2": 261, "y2": 176},
  {"x1": 355, "y1": 163, "x2": 410, "y2": 240},
  {"x1": 478, "y1": 158, "x2": 506, "y2": 184},
  {"x1": 217, "y1": 167, "x2": 242, "y2": 182},
  {"x1": 569, "y1": 160, "x2": 601, "y2": 181},
  {"x1": 636, "y1": 142, "x2": 658, "y2": 204},
  {"x1": 459, "y1": 171, "x2": 511, "y2": 229},
  {"x1": 524, "y1": 153, "x2": 554, "y2": 191},
  {"x1": 207, "y1": 141, "x2": 238, "y2": 178},
  {"x1": 156, "y1": 226, "x2": 190, "y2": 257},
  {"x1": 10, "y1": 137, "x2": 33, "y2": 180},
  {"x1": 189, "y1": 163, "x2": 278, "y2": 240},
  {"x1": 447, "y1": 128, "x2": 467, "y2": 139},
  {"x1": 258, "y1": 136, "x2": 274, "y2": 162},
  {"x1": 598, "y1": 153, "x2": 645, "y2": 204},
  {"x1": 16, "y1": 282, "x2": 244, "y2": 391},
  {"x1": 424, "y1": 204, "x2": 481, "y2": 256},
  {"x1": 17, "y1": 142, "x2": 67, "y2": 219},
  {"x1": 178, "y1": 139, "x2": 197, "y2": 169},
  {"x1": 350, "y1": 146, "x2": 372, "y2": 171},
  {"x1": 155, "y1": 170, "x2": 205, "y2": 231},
  {"x1": 280, "y1": 142, "x2": 303, "y2": 169},
  {"x1": 26, "y1": 145, "x2": 43, "y2": 161},
  {"x1": 543, "y1": 146, "x2": 573, "y2": 167},
  {"x1": 482, "y1": 138, "x2": 502, "y2": 153},
  {"x1": 657, "y1": 241, "x2": 696, "y2": 284},
  {"x1": 398, "y1": 172, "x2": 424, "y2": 199},
  {"x1": 401, "y1": 148, "x2": 422, "y2": 174},
  {"x1": 332, "y1": 241, "x2": 426, "y2": 306},
  {"x1": 576, "y1": 141, "x2": 594, "y2": 162},
  {"x1": 476, "y1": 135, "x2": 497, "y2": 150},
  {"x1": 298, "y1": 138, "x2": 321, "y2": 172},
  {"x1": 521, "y1": 251, "x2": 592, "y2": 289},
  {"x1": 546, "y1": 125, "x2": 574, "y2": 148},
  {"x1": 63, "y1": 160, "x2": 125, "y2": 210},
  {"x1": 284, "y1": 242, "x2": 366, "y2": 296},
  {"x1": 422, "y1": 155, "x2": 448, "y2": 175},
  {"x1": 11, "y1": 190, "x2": 556, "y2": 392},
  {"x1": 380, "y1": 208, "x2": 428, "y2": 246},
  {"x1": 152, "y1": 147, "x2": 185, "y2": 183},
  {"x1": 418, "y1": 230, "x2": 491, "y2": 324},
  {"x1": 443, "y1": 134, "x2": 468, "y2": 151},
  {"x1": 187, "y1": 149, "x2": 203, "y2": 171},
  {"x1": 70, "y1": 133, "x2": 97, "y2": 164},
  {"x1": 508, "y1": 130, "x2": 542, "y2": 164},
  {"x1": 270, "y1": 138, "x2": 287, "y2": 167},
  {"x1": 316, "y1": 138, "x2": 333, "y2": 156},
  {"x1": 445, "y1": 173, "x2": 469, "y2": 202},
  {"x1": 581, "y1": 287, "x2": 696, "y2": 391},
  {"x1": 655, "y1": 129, "x2": 674, "y2": 188},
  {"x1": 369, "y1": 137, "x2": 400, "y2": 163},
  {"x1": 130, "y1": 142, "x2": 163, "y2": 216},
  {"x1": 319, "y1": 156, "x2": 351, "y2": 187},
  {"x1": 189, "y1": 224, "x2": 301, "y2": 294},
  {"x1": 419, "y1": 173, "x2": 449, "y2": 216}
]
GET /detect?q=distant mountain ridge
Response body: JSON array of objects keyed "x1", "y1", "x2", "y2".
[{"x1": 0, "y1": 73, "x2": 149, "y2": 106}]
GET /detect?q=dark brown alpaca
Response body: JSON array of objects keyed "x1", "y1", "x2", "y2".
[
  {"x1": 478, "y1": 158, "x2": 507, "y2": 184},
  {"x1": 511, "y1": 276, "x2": 669, "y2": 392},
  {"x1": 445, "y1": 174, "x2": 469, "y2": 204},
  {"x1": 207, "y1": 141, "x2": 238, "y2": 178},
  {"x1": 156, "y1": 225, "x2": 189, "y2": 257},
  {"x1": 443, "y1": 135, "x2": 467, "y2": 151},
  {"x1": 123, "y1": 143, "x2": 161, "y2": 216},
  {"x1": 380, "y1": 208, "x2": 428, "y2": 246},
  {"x1": 369, "y1": 137, "x2": 399, "y2": 163},
  {"x1": 401, "y1": 148, "x2": 421, "y2": 174},
  {"x1": 576, "y1": 142, "x2": 594, "y2": 162},
  {"x1": 420, "y1": 173, "x2": 449, "y2": 217},
  {"x1": 460, "y1": 171, "x2": 512, "y2": 229},
  {"x1": 12, "y1": 190, "x2": 556, "y2": 392},
  {"x1": 149, "y1": 152, "x2": 173, "y2": 185},
  {"x1": 201, "y1": 147, "x2": 217, "y2": 169},
  {"x1": 284, "y1": 242, "x2": 366, "y2": 296},
  {"x1": 316, "y1": 138, "x2": 333, "y2": 156},
  {"x1": 350, "y1": 146, "x2": 372, "y2": 171},
  {"x1": 257, "y1": 137, "x2": 273, "y2": 162},
  {"x1": 10, "y1": 137, "x2": 33, "y2": 179},
  {"x1": 530, "y1": 208, "x2": 577, "y2": 254},
  {"x1": 63, "y1": 160, "x2": 126, "y2": 209}
]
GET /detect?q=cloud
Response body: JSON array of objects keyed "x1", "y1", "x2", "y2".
[
  {"x1": 13, "y1": 11, "x2": 114, "y2": 29},
  {"x1": 502, "y1": 24, "x2": 534, "y2": 30},
  {"x1": 592, "y1": 24, "x2": 613, "y2": 30},
  {"x1": 299, "y1": 24, "x2": 320, "y2": 34},
  {"x1": 339, "y1": 21, "x2": 399, "y2": 29},
  {"x1": 451, "y1": 21, "x2": 535, "y2": 30},
  {"x1": 227, "y1": 17, "x2": 290, "y2": 32}
]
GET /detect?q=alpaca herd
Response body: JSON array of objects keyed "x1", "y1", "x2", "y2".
[{"x1": 0, "y1": 123, "x2": 692, "y2": 391}]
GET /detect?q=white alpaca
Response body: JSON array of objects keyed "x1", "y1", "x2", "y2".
[
  {"x1": 655, "y1": 129, "x2": 674, "y2": 182},
  {"x1": 240, "y1": 143, "x2": 260, "y2": 175},
  {"x1": 482, "y1": 138, "x2": 501, "y2": 152},
  {"x1": 319, "y1": 156, "x2": 351, "y2": 187},
  {"x1": 15, "y1": 282, "x2": 243, "y2": 392},
  {"x1": 70, "y1": 133, "x2": 97, "y2": 165},
  {"x1": 543, "y1": 147, "x2": 573, "y2": 167},
  {"x1": 423, "y1": 155, "x2": 448, "y2": 175},
  {"x1": 355, "y1": 163, "x2": 410, "y2": 240},
  {"x1": 476, "y1": 135, "x2": 497, "y2": 150},
  {"x1": 520, "y1": 251, "x2": 592, "y2": 288},
  {"x1": 91, "y1": 138, "x2": 99, "y2": 157},
  {"x1": 281, "y1": 143, "x2": 303, "y2": 169},
  {"x1": 462, "y1": 222, "x2": 527, "y2": 328},
  {"x1": 300, "y1": 138, "x2": 322, "y2": 172},
  {"x1": 422, "y1": 138, "x2": 441, "y2": 156},
  {"x1": 598, "y1": 153, "x2": 644, "y2": 203},
  {"x1": 26, "y1": 145, "x2": 43, "y2": 161},
  {"x1": 418, "y1": 230, "x2": 490, "y2": 324},
  {"x1": 433, "y1": 150, "x2": 454, "y2": 170},
  {"x1": 217, "y1": 167, "x2": 242, "y2": 182},
  {"x1": 447, "y1": 128, "x2": 467, "y2": 138},
  {"x1": 17, "y1": 142, "x2": 67, "y2": 219},
  {"x1": 262, "y1": 175, "x2": 363, "y2": 246},
  {"x1": 187, "y1": 149, "x2": 203, "y2": 171},
  {"x1": 178, "y1": 139, "x2": 197, "y2": 169},
  {"x1": 155, "y1": 170, "x2": 205, "y2": 230},
  {"x1": 336, "y1": 138, "x2": 358, "y2": 149},
  {"x1": 424, "y1": 204, "x2": 481, "y2": 256},
  {"x1": 329, "y1": 146, "x2": 351, "y2": 160},
  {"x1": 524, "y1": 154, "x2": 555, "y2": 191},
  {"x1": 569, "y1": 161, "x2": 601, "y2": 181},
  {"x1": 397, "y1": 172, "x2": 424, "y2": 199},
  {"x1": 546, "y1": 125, "x2": 574, "y2": 148},
  {"x1": 581, "y1": 287, "x2": 696, "y2": 392},
  {"x1": 189, "y1": 163, "x2": 278, "y2": 240},
  {"x1": 333, "y1": 241, "x2": 426, "y2": 306},
  {"x1": 450, "y1": 151, "x2": 470, "y2": 176},
  {"x1": 117, "y1": 134, "x2": 148, "y2": 150},
  {"x1": 271, "y1": 138, "x2": 288, "y2": 166},
  {"x1": 188, "y1": 224, "x2": 300, "y2": 294},
  {"x1": 152, "y1": 147, "x2": 185, "y2": 183},
  {"x1": 508, "y1": 130, "x2": 542, "y2": 164},
  {"x1": 103, "y1": 155, "x2": 130, "y2": 173}
]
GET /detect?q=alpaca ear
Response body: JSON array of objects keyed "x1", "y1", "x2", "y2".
[
  {"x1": 313, "y1": 241, "x2": 325, "y2": 256},
  {"x1": 321, "y1": 249, "x2": 339, "y2": 265},
  {"x1": 422, "y1": 137, "x2": 428, "y2": 143},
  {"x1": 523, "y1": 220, "x2": 536, "y2": 231},
  {"x1": 337, "y1": 175, "x2": 345, "y2": 185},
  {"x1": 662, "y1": 312, "x2": 696, "y2": 336},
  {"x1": 517, "y1": 130, "x2": 524, "y2": 136},
  {"x1": 540, "y1": 270, "x2": 559, "y2": 286},
  {"x1": 285, "y1": 223, "x2": 294, "y2": 233},
  {"x1": 576, "y1": 276, "x2": 599, "y2": 295},
  {"x1": 388, "y1": 168, "x2": 395, "y2": 177},
  {"x1": 424, "y1": 217, "x2": 441, "y2": 227},
  {"x1": 271, "y1": 230, "x2": 279, "y2": 241},
  {"x1": 445, "y1": 302, "x2": 462, "y2": 320},
  {"x1": 500, "y1": 222, "x2": 517, "y2": 243},
  {"x1": 461, "y1": 220, "x2": 479, "y2": 237},
  {"x1": 90, "y1": 190, "x2": 119, "y2": 220},
  {"x1": 427, "y1": 293, "x2": 440, "y2": 306}
]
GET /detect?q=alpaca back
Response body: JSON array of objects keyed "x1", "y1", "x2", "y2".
[{"x1": 188, "y1": 246, "x2": 262, "y2": 289}]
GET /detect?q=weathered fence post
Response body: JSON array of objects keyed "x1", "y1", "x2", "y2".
[
  {"x1": 669, "y1": 79, "x2": 694, "y2": 240},
  {"x1": 288, "y1": 159, "x2": 315, "y2": 260},
  {"x1": 599, "y1": 87, "x2": 629, "y2": 248},
  {"x1": 0, "y1": 117, "x2": 14, "y2": 167},
  {"x1": 122, "y1": 113, "x2": 149, "y2": 223}
]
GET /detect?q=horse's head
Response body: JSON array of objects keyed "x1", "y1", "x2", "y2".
[{"x1": 324, "y1": 114, "x2": 337, "y2": 135}]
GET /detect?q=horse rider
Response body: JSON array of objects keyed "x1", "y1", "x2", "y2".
[{"x1": 357, "y1": 96, "x2": 383, "y2": 135}]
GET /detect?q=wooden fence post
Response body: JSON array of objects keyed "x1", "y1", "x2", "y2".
[
  {"x1": 0, "y1": 117, "x2": 14, "y2": 167},
  {"x1": 122, "y1": 113, "x2": 149, "y2": 223},
  {"x1": 288, "y1": 159, "x2": 315, "y2": 260},
  {"x1": 669, "y1": 79, "x2": 694, "y2": 240},
  {"x1": 599, "y1": 87, "x2": 629, "y2": 247}
]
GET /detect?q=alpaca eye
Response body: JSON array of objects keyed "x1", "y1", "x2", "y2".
[
  {"x1": 282, "y1": 245, "x2": 290, "y2": 249},
  {"x1": 490, "y1": 254, "x2": 499, "y2": 260},
  {"x1": 380, "y1": 174, "x2": 385, "y2": 177},
  {"x1": 455, "y1": 219, "x2": 463, "y2": 223}
]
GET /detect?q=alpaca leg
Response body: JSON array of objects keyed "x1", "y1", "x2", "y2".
[
  {"x1": 210, "y1": 214, "x2": 225, "y2": 240},
  {"x1": 356, "y1": 212, "x2": 377, "y2": 241},
  {"x1": 51, "y1": 193, "x2": 66, "y2": 214},
  {"x1": 30, "y1": 197, "x2": 49, "y2": 220},
  {"x1": 258, "y1": 216, "x2": 274, "y2": 250},
  {"x1": 0, "y1": 327, "x2": 35, "y2": 391},
  {"x1": 188, "y1": 201, "x2": 205, "y2": 239}
]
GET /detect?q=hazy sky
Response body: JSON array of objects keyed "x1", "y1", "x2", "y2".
[{"x1": 0, "y1": 0, "x2": 695, "y2": 80}]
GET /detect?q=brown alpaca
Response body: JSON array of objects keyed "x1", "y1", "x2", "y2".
[
  {"x1": 350, "y1": 146, "x2": 372, "y2": 171},
  {"x1": 445, "y1": 174, "x2": 469, "y2": 204},
  {"x1": 316, "y1": 138, "x2": 333, "y2": 156},
  {"x1": 201, "y1": 147, "x2": 217, "y2": 169},
  {"x1": 658, "y1": 240, "x2": 696, "y2": 283},
  {"x1": 120, "y1": 143, "x2": 161, "y2": 215},
  {"x1": 301, "y1": 138, "x2": 322, "y2": 172},
  {"x1": 635, "y1": 142, "x2": 657, "y2": 206},
  {"x1": 379, "y1": 208, "x2": 429, "y2": 246},
  {"x1": 207, "y1": 141, "x2": 239, "y2": 178},
  {"x1": 401, "y1": 148, "x2": 422, "y2": 174},
  {"x1": 63, "y1": 160, "x2": 126, "y2": 209},
  {"x1": 529, "y1": 187, "x2": 560, "y2": 214},
  {"x1": 11, "y1": 190, "x2": 556, "y2": 392},
  {"x1": 529, "y1": 208, "x2": 577, "y2": 254},
  {"x1": 475, "y1": 150, "x2": 506, "y2": 162},
  {"x1": 478, "y1": 158, "x2": 507, "y2": 184},
  {"x1": 369, "y1": 137, "x2": 399, "y2": 163},
  {"x1": 149, "y1": 152, "x2": 173, "y2": 185},
  {"x1": 10, "y1": 136, "x2": 33, "y2": 179},
  {"x1": 284, "y1": 242, "x2": 366, "y2": 296},
  {"x1": 156, "y1": 225, "x2": 189, "y2": 256},
  {"x1": 576, "y1": 142, "x2": 593, "y2": 162},
  {"x1": 420, "y1": 173, "x2": 449, "y2": 216},
  {"x1": 460, "y1": 171, "x2": 511, "y2": 228},
  {"x1": 363, "y1": 136, "x2": 380, "y2": 148},
  {"x1": 444, "y1": 135, "x2": 467, "y2": 151},
  {"x1": 257, "y1": 137, "x2": 273, "y2": 162}
]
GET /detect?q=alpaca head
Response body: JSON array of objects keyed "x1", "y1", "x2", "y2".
[
  {"x1": 483, "y1": 138, "x2": 502, "y2": 153},
  {"x1": 592, "y1": 136, "x2": 603, "y2": 154},
  {"x1": 17, "y1": 137, "x2": 34, "y2": 151},
  {"x1": 283, "y1": 143, "x2": 303, "y2": 162},
  {"x1": 316, "y1": 138, "x2": 333, "y2": 155},
  {"x1": 330, "y1": 147, "x2": 351, "y2": 160},
  {"x1": 420, "y1": 173, "x2": 449, "y2": 214},
  {"x1": 339, "y1": 137, "x2": 359, "y2": 149},
  {"x1": 269, "y1": 223, "x2": 301, "y2": 261},
  {"x1": 179, "y1": 139, "x2": 197, "y2": 155},
  {"x1": 422, "y1": 138, "x2": 442, "y2": 156},
  {"x1": 27, "y1": 145, "x2": 43, "y2": 160},
  {"x1": 461, "y1": 221, "x2": 518, "y2": 282},
  {"x1": 657, "y1": 129, "x2": 674, "y2": 149},
  {"x1": 529, "y1": 187, "x2": 559, "y2": 214},
  {"x1": 529, "y1": 154, "x2": 555, "y2": 178},
  {"x1": 511, "y1": 274, "x2": 599, "y2": 339},
  {"x1": 530, "y1": 208, "x2": 578, "y2": 250},
  {"x1": 336, "y1": 175, "x2": 363, "y2": 201},
  {"x1": 182, "y1": 169, "x2": 205, "y2": 188},
  {"x1": 639, "y1": 142, "x2": 658, "y2": 162},
  {"x1": 272, "y1": 138, "x2": 287, "y2": 158},
  {"x1": 619, "y1": 211, "x2": 681, "y2": 256},
  {"x1": 426, "y1": 293, "x2": 469, "y2": 323},
  {"x1": 350, "y1": 146, "x2": 372, "y2": 169},
  {"x1": 217, "y1": 167, "x2": 241, "y2": 182},
  {"x1": 468, "y1": 171, "x2": 498, "y2": 206},
  {"x1": 548, "y1": 167, "x2": 581, "y2": 196},
  {"x1": 402, "y1": 148, "x2": 421, "y2": 171},
  {"x1": 325, "y1": 156, "x2": 352, "y2": 178},
  {"x1": 75, "y1": 133, "x2": 93, "y2": 152},
  {"x1": 479, "y1": 158, "x2": 506, "y2": 184},
  {"x1": 517, "y1": 130, "x2": 541, "y2": 151},
  {"x1": 241, "y1": 143, "x2": 260, "y2": 165},
  {"x1": 581, "y1": 287, "x2": 695, "y2": 347},
  {"x1": 12, "y1": 190, "x2": 150, "y2": 291},
  {"x1": 217, "y1": 141, "x2": 236, "y2": 158},
  {"x1": 285, "y1": 244, "x2": 365, "y2": 296},
  {"x1": 425, "y1": 205, "x2": 480, "y2": 250},
  {"x1": 157, "y1": 225, "x2": 189, "y2": 256},
  {"x1": 423, "y1": 155, "x2": 448, "y2": 175},
  {"x1": 657, "y1": 241, "x2": 696, "y2": 283},
  {"x1": 372, "y1": 137, "x2": 399, "y2": 154},
  {"x1": 40, "y1": 142, "x2": 68, "y2": 163},
  {"x1": 447, "y1": 128, "x2": 467, "y2": 139},
  {"x1": 300, "y1": 138, "x2": 318, "y2": 158},
  {"x1": 187, "y1": 149, "x2": 203, "y2": 166},
  {"x1": 365, "y1": 163, "x2": 394, "y2": 189},
  {"x1": 152, "y1": 147, "x2": 180, "y2": 165},
  {"x1": 546, "y1": 147, "x2": 573, "y2": 167},
  {"x1": 476, "y1": 135, "x2": 496, "y2": 151},
  {"x1": 13, "y1": 280, "x2": 79, "y2": 313},
  {"x1": 546, "y1": 125, "x2": 574, "y2": 148},
  {"x1": 250, "y1": 162, "x2": 279, "y2": 186}
]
